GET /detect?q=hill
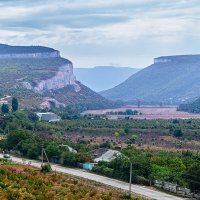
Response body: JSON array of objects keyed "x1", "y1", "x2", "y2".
[
  {"x1": 0, "y1": 44, "x2": 115, "y2": 110},
  {"x1": 100, "y1": 55, "x2": 200, "y2": 104},
  {"x1": 74, "y1": 66, "x2": 141, "y2": 92},
  {"x1": 179, "y1": 97, "x2": 200, "y2": 113}
]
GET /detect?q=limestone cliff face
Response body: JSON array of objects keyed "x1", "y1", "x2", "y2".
[
  {"x1": 34, "y1": 63, "x2": 79, "y2": 92},
  {"x1": 0, "y1": 51, "x2": 60, "y2": 58}
]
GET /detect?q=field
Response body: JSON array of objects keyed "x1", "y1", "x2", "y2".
[
  {"x1": 82, "y1": 106, "x2": 200, "y2": 119},
  {"x1": 0, "y1": 162, "x2": 146, "y2": 200},
  {"x1": 65, "y1": 129, "x2": 200, "y2": 152}
]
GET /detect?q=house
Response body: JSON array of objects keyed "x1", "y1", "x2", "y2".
[
  {"x1": 94, "y1": 149, "x2": 121, "y2": 162},
  {"x1": 0, "y1": 100, "x2": 8, "y2": 105},
  {"x1": 36, "y1": 112, "x2": 61, "y2": 122}
]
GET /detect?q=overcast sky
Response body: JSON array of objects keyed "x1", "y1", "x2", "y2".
[{"x1": 0, "y1": 0, "x2": 200, "y2": 68}]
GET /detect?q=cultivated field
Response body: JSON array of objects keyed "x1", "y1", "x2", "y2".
[
  {"x1": 82, "y1": 106, "x2": 200, "y2": 119},
  {"x1": 0, "y1": 162, "x2": 146, "y2": 200}
]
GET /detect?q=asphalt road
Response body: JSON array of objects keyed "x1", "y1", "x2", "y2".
[{"x1": 1, "y1": 154, "x2": 184, "y2": 200}]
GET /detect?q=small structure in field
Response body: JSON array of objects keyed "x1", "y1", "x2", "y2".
[
  {"x1": 36, "y1": 112, "x2": 61, "y2": 122},
  {"x1": 83, "y1": 163, "x2": 95, "y2": 170}
]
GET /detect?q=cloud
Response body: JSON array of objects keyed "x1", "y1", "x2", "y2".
[{"x1": 0, "y1": 0, "x2": 200, "y2": 67}]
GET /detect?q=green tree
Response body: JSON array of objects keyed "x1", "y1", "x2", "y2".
[
  {"x1": 46, "y1": 142, "x2": 61, "y2": 160},
  {"x1": 76, "y1": 153, "x2": 93, "y2": 163},
  {"x1": 129, "y1": 134, "x2": 138, "y2": 145},
  {"x1": 173, "y1": 129, "x2": 183, "y2": 137},
  {"x1": 185, "y1": 162, "x2": 200, "y2": 192},
  {"x1": 1, "y1": 104, "x2": 9, "y2": 114},
  {"x1": 6, "y1": 130, "x2": 29, "y2": 150},
  {"x1": 114, "y1": 132, "x2": 120, "y2": 138},
  {"x1": 41, "y1": 163, "x2": 52, "y2": 173},
  {"x1": 27, "y1": 111, "x2": 39, "y2": 122},
  {"x1": 125, "y1": 109, "x2": 134, "y2": 115},
  {"x1": 12, "y1": 97, "x2": 18, "y2": 112},
  {"x1": 62, "y1": 152, "x2": 77, "y2": 167}
]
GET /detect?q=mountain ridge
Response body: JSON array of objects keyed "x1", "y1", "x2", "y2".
[
  {"x1": 0, "y1": 44, "x2": 60, "y2": 58},
  {"x1": 100, "y1": 55, "x2": 200, "y2": 104}
]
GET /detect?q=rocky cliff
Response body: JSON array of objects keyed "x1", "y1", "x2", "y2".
[
  {"x1": 0, "y1": 44, "x2": 114, "y2": 110},
  {"x1": 23, "y1": 63, "x2": 79, "y2": 93},
  {"x1": 34, "y1": 63, "x2": 79, "y2": 92}
]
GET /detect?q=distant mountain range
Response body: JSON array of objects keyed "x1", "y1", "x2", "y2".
[
  {"x1": 100, "y1": 55, "x2": 200, "y2": 105},
  {"x1": 74, "y1": 66, "x2": 141, "y2": 92},
  {"x1": 0, "y1": 44, "x2": 115, "y2": 110}
]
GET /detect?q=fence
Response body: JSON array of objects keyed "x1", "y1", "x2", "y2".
[{"x1": 154, "y1": 180, "x2": 200, "y2": 199}]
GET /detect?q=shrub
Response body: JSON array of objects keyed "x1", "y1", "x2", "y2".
[{"x1": 41, "y1": 163, "x2": 52, "y2": 173}]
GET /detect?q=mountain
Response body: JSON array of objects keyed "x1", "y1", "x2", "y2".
[
  {"x1": 100, "y1": 55, "x2": 200, "y2": 104},
  {"x1": 74, "y1": 66, "x2": 141, "y2": 92},
  {"x1": 0, "y1": 44, "x2": 115, "y2": 110}
]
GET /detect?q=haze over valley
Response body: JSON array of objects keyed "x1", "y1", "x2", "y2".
[{"x1": 74, "y1": 66, "x2": 141, "y2": 92}]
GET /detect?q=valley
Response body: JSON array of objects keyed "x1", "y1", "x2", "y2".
[
  {"x1": 1, "y1": 1, "x2": 200, "y2": 200},
  {"x1": 74, "y1": 66, "x2": 141, "y2": 92},
  {"x1": 82, "y1": 106, "x2": 200, "y2": 119}
]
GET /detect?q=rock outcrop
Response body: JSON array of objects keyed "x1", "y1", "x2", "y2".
[{"x1": 33, "y1": 64, "x2": 80, "y2": 93}]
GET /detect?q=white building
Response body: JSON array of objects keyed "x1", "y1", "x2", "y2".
[{"x1": 36, "y1": 112, "x2": 61, "y2": 122}]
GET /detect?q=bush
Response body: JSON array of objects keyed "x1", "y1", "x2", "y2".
[
  {"x1": 134, "y1": 176, "x2": 150, "y2": 186},
  {"x1": 41, "y1": 163, "x2": 52, "y2": 173}
]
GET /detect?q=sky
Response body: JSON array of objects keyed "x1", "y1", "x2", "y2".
[{"x1": 0, "y1": 0, "x2": 200, "y2": 68}]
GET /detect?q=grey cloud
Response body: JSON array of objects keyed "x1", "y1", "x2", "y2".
[{"x1": 0, "y1": 0, "x2": 200, "y2": 67}]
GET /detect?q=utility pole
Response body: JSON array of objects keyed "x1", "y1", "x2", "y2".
[
  {"x1": 43, "y1": 148, "x2": 50, "y2": 163},
  {"x1": 41, "y1": 144, "x2": 44, "y2": 165},
  {"x1": 129, "y1": 162, "x2": 132, "y2": 198},
  {"x1": 41, "y1": 144, "x2": 50, "y2": 164}
]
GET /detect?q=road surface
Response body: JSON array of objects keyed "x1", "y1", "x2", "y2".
[{"x1": 1, "y1": 154, "x2": 184, "y2": 200}]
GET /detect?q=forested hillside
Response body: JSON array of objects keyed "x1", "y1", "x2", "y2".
[{"x1": 179, "y1": 97, "x2": 200, "y2": 113}]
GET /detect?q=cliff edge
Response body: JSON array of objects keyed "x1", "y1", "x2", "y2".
[{"x1": 0, "y1": 44, "x2": 60, "y2": 58}]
